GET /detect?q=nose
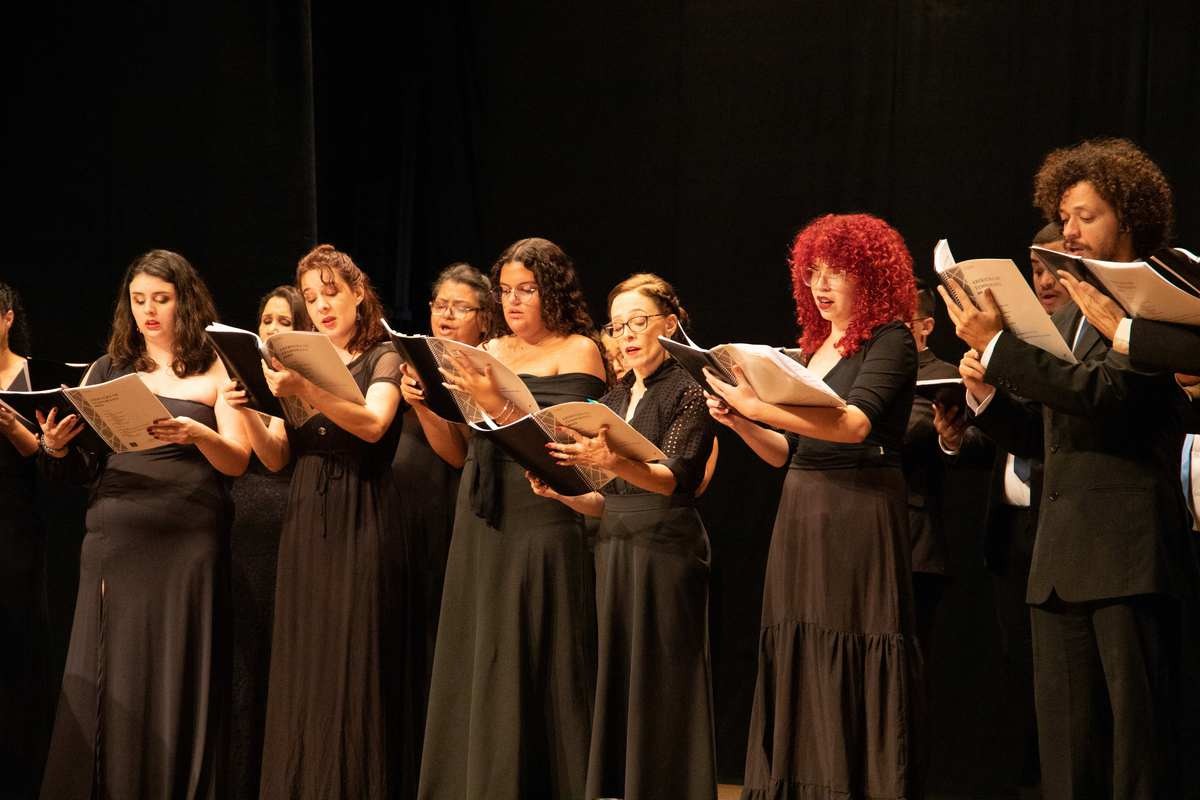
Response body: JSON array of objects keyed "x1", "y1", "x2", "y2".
[{"x1": 1062, "y1": 216, "x2": 1080, "y2": 241}]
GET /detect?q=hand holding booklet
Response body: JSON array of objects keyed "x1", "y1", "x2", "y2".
[
  {"x1": 206, "y1": 324, "x2": 365, "y2": 426},
  {"x1": 1, "y1": 373, "x2": 174, "y2": 453},
  {"x1": 383, "y1": 323, "x2": 664, "y2": 495},
  {"x1": 657, "y1": 331, "x2": 845, "y2": 408},
  {"x1": 934, "y1": 239, "x2": 1077, "y2": 363},
  {"x1": 1032, "y1": 245, "x2": 1200, "y2": 326}
]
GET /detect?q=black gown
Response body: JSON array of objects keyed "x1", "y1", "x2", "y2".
[
  {"x1": 40, "y1": 356, "x2": 233, "y2": 799},
  {"x1": 387, "y1": 407, "x2": 461, "y2": 799},
  {"x1": 228, "y1": 455, "x2": 291, "y2": 800},
  {"x1": 259, "y1": 343, "x2": 405, "y2": 800},
  {"x1": 587, "y1": 359, "x2": 718, "y2": 800},
  {"x1": 1, "y1": 364, "x2": 52, "y2": 800},
  {"x1": 418, "y1": 372, "x2": 606, "y2": 800},
  {"x1": 741, "y1": 322, "x2": 924, "y2": 800}
]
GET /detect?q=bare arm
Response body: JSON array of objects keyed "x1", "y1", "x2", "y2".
[
  {"x1": 400, "y1": 362, "x2": 467, "y2": 468},
  {"x1": 266, "y1": 357, "x2": 401, "y2": 444},
  {"x1": 0, "y1": 406, "x2": 39, "y2": 457},
  {"x1": 526, "y1": 471, "x2": 605, "y2": 517},
  {"x1": 707, "y1": 394, "x2": 790, "y2": 467}
]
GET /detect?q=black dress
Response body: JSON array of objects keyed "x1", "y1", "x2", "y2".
[
  {"x1": 40, "y1": 356, "x2": 233, "y2": 799},
  {"x1": 741, "y1": 322, "x2": 924, "y2": 800},
  {"x1": 1, "y1": 364, "x2": 52, "y2": 799},
  {"x1": 228, "y1": 454, "x2": 291, "y2": 800},
  {"x1": 587, "y1": 359, "x2": 718, "y2": 800},
  {"x1": 259, "y1": 343, "x2": 405, "y2": 800},
  {"x1": 418, "y1": 372, "x2": 606, "y2": 800},
  {"x1": 387, "y1": 407, "x2": 461, "y2": 799}
]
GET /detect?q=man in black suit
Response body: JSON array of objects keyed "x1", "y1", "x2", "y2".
[
  {"x1": 942, "y1": 138, "x2": 1193, "y2": 799},
  {"x1": 902, "y1": 280, "x2": 960, "y2": 666}
]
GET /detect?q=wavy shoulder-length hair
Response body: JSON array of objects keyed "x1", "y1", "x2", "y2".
[
  {"x1": 296, "y1": 244, "x2": 388, "y2": 354},
  {"x1": 490, "y1": 237, "x2": 596, "y2": 338},
  {"x1": 107, "y1": 249, "x2": 219, "y2": 377},
  {"x1": 790, "y1": 214, "x2": 916, "y2": 357}
]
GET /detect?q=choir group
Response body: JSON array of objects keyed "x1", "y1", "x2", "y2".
[{"x1": 1, "y1": 135, "x2": 1196, "y2": 800}]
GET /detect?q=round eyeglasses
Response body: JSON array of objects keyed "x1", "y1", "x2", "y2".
[{"x1": 429, "y1": 301, "x2": 480, "y2": 318}]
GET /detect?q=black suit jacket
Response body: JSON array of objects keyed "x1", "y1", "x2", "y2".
[
  {"x1": 972, "y1": 307, "x2": 1192, "y2": 604},
  {"x1": 1129, "y1": 318, "x2": 1200, "y2": 374},
  {"x1": 902, "y1": 348, "x2": 960, "y2": 576}
]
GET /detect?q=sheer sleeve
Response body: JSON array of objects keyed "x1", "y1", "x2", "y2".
[
  {"x1": 367, "y1": 345, "x2": 404, "y2": 389},
  {"x1": 845, "y1": 323, "x2": 918, "y2": 427},
  {"x1": 659, "y1": 382, "x2": 716, "y2": 496}
]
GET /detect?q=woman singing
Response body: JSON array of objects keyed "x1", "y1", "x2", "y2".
[
  {"x1": 706, "y1": 214, "x2": 924, "y2": 800},
  {"x1": 226, "y1": 285, "x2": 310, "y2": 800},
  {"x1": 529, "y1": 273, "x2": 719, "y2": 800},
  {"x1": 0, "y1": 282, "x2": 53, "y2": 797},
  {"x1": 38, "y1": 250, "x2": 250, "y2": 799},
  {"x1": 418, "y1": 237, "x2": 606, "y2": 800},
  {"x1": 391, "y1": 262, "x2": 495, "y2": 794},
  {"x1": 232, "y1": 245, "x2": 406, "y2": 800}
]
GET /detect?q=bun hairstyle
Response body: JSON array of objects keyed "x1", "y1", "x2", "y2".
[
  {"x1": 606, "y1": 272, "x2": 689, "y2": 341},
  {"x1": 257, "y1": 285, "x2": 312, "y2": 332},
  {"x1": 0, "y1": 281, "x2": 32, "y2": 356},
  {"x1": 296, "y1": 244, "x2": 387, "y2": 354},
  {"x1": 431, "y1": 262, "x2": 497, "y2": 340},
  {"x1": 107, "y1": 249, "x2": 219, "y2": 378}
]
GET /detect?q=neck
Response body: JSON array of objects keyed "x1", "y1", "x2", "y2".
[
  {"x1": 144, "y1": 338, "x2": 175, "y2": 370},
  {"x1": 631, "y1": 349, "x2": 667, "y2": 386},
  {"x1": 0, "y1": 344, "x2": 18, "y2": 369},
  {"x1": 828, "y1": 322, "x2": 848, "y2": 343},
  {"x1": 516, "y1": 327, "x2": 555, "y2": 347}
]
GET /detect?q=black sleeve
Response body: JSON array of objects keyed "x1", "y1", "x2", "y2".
[
  {"x1": 1129, "y1": 318, "x2": 1200, "y2": 374},
  {"x1": 969, "y1": 388, "x2": 1044, "y2": 460},
  {"x1": 658, "y1": 382, "x2": 716, "y2": 495},
  {"x1": 985, "y1": 331, "x2": 1163, "y2": 420},
  {"x1": 846, "y1": 323, "x2": 918, "y2": 427},
  {"x1": 38, "y1": 356, "x2": 110, "y2": 485}
]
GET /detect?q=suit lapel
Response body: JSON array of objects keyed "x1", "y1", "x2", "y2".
[{"x1": 1074, "y1": 320, "x2": 1104, "y2": 360}]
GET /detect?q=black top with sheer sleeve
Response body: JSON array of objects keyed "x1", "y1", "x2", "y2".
[
  {"x1": 599, "y1": 358, "x2": 716, "y2": 497},
  {"x1": 787, "y1": 321, "x2": 917, "y2": 471}
]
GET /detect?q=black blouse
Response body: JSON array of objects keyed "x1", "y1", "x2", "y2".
[
  {"x1": 600, "y1": 358, "x2": 716, "y2": 497},
  {"x1": 787, "y1": 321, "x2": 917, "y2": 471}
]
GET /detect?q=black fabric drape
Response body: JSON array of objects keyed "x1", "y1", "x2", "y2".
[{"x1": 5, "y1": 1, "x2": 1200, "y2": 795}]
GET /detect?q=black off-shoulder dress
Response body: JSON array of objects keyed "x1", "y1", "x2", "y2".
[{"x1": 419, "y1": 372, "x2": 605, "y2": 800}]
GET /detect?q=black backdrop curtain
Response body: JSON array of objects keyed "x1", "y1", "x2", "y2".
[{"x1": 4, "y1": 0, "x2": 1200, "y2": 794}]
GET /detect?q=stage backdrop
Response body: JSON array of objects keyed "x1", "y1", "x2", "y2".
[{"x1": 5, "y1": 0, "x2": 1200, "y2": 793}]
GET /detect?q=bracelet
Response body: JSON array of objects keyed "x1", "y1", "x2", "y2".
[{"x1": 39, "y1": 433, "x2": 67, "y2": 457}]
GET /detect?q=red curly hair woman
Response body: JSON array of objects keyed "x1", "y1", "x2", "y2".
[{"x1": 707, "y1": 213, "x2": 924, "y2": 800}]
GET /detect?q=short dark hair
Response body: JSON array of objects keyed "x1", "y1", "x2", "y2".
[
  {"x1": 1032, "y1": 222, "x2": 1062, "y2": 246},
  {"x1": 913, "y1": 278, "x2": 936, "y2": 319},
  {"x1": 1033, "y1": 138, "x2": 1173, "y2": 257},
  {"x1": 432, "y1": 262, "x2": 496, "y2": 339}
]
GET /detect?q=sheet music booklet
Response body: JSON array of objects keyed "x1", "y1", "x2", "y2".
[
  {"x1": 935, "y1": 239, "x2": 1077, "y2": 363},
  {"x1": 384, "y1": 322, "x2": 665, "y2": 495}
]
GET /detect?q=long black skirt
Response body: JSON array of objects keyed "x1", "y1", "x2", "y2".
[
  {"x1": 418, "y1": 449, "x2": 595, "y2": 800},
  {"x1": 587, "y1": 492, "x2": 717, "y2": 800},
  {"x1": 741, "y1": 466, "x2": 925, "y2": 800}
]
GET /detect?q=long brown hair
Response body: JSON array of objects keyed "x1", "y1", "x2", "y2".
[
  {"x1": 296, "y1": 244, "x2": 387, "y2": 354},
  {"x1": 107, "y1": 249, "x2": 219, "y2": 377}
]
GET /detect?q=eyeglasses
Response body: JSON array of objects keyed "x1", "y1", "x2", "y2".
[
  {"x1": 602, "y1": 314, "x2": 667, "y2": 337},
  {"x1": 429, "y1": 301, "x2": 479, "y2": 318},
  {"x1": 801, "y1": 265, "x2": 849, "y2": 288},
  {"x1": 495, "y1": 284, "x2": 539, "y2": 303}
]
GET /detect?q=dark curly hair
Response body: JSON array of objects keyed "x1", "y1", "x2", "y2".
[
  {"x1": 790, "y1": 214, "x2": 916, "y2": 357},
  {"x1": 296, "y1": 244, "x2": 388, "y2": 355},
  {"x1": 490, "y1": 238, "x2": 597, "y2": 338},
  {"x1": 107, "y1": 250, "x2": 219, "y2": 377},
  {"x1": 432, "y1": 262, "x2": 497, "y2": 341},
  {"x1": 0, "y1": 281, "x2": 32, "y2": 356},
  {"x1": 1033, "y1": 138, "x2": 1173, "y2": 257},
  {"x1": 257, "y1": 285, "x2": 313, "y2": 333}
]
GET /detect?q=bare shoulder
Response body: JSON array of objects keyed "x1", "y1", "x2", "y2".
[{"x1": 558, "y1": 334, "x2": 605, "y2": 378}]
